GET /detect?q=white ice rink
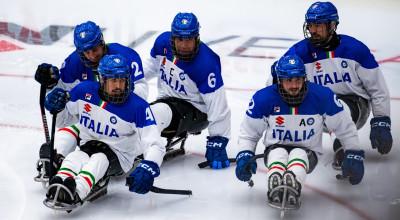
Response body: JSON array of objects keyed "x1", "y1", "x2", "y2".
[{"x1": 1, "y1": 0, "x2": 399, "y2": 219}]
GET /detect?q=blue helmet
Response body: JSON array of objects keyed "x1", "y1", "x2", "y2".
[
  {"x1": 98, "y1": 54, "x2": 132, "y2": 103},
  {"x1": 170, "y1": 12, "x2": 200, "y2": 62},
  {"x1": 171, "y1": 12, "x2": 200, "y2": 38},
  {"x1": 303, "y1": 2, "x2": 339, "y2": 48},
  {"x1": 305, "y1": 2, "x2": 339, "y2": 23},
  {"x1": 276, "y1": 54, "x2": 308, "y2": 106},
  {"x1": 74, "y1": 21, "x2": 108, "y2": 71}
]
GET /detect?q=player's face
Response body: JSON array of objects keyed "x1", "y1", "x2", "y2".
[
  {"x1": 307, "y1": 22, "x2": 329, "y2": 41},
  {"x1": 174, "y1": 37, "x2": 196, "y2": 55},
  {"x1": 281, "y1": 77, "x2": 303, "y2": 96},
  {"x1": 83, "y1": 44, "x2": 104, "y2": 63},
  {"x1": 104, "y1": 78, "x2": 126, "y2": 96}
]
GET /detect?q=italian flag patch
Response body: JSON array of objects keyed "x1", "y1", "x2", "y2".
[
  {"x1": 326, "y1": 51, "x2": 335, "y2": 58},
  {"x1": 290, "y1": 107, "x2": 298, "y2": 115},
  {"x1": 99, "y1": 100, "x2": 107, "y2": 109},
  {"x1": 171, "y1": 56, "x2": 178, "y2": 64}
]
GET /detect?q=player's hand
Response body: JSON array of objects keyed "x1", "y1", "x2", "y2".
[
  {"x1": 35, "y1": 63, "x2": 60, "y2": 89},
  {"x1": 370, "y1": 116, "x2": 392, "y2": 154},
  {"x1": 44, "y1": 88, "x2": 68, "y2": 114},
  {"x1": 342, "y1": 150, "x2": 364, "y2": 185},
  {"x1": 126, "y1": 160, "x2": 160, "y2": 194},
  {"x1": 205, "y1": 136, "x2": 230, "y2": 169},
  {"x1": 235, "y1": 150, "x2": 257, "y2": 182}
]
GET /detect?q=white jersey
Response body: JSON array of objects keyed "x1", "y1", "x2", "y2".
[
  {"x1": 144, "y1": 32, "x2": 231, "y2": 138},
  {"x1": 281, "y1": 35, "x2": 390, "y2": 118},
  {"x1": 238, "y1": 83, "x2": 360, "y2": 155},
  {"x1": 55, "y1": 81, "x2": 165, "y2": 172}
]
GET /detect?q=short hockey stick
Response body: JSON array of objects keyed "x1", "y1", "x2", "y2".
[
  {"x1": 244, "y1": 154, "x2": 264, "y2": 187},
  {"x1": 48, "y1": 112, "x2": 58, "y2": 181},
  {"x1": 126, "y1": 177, "x2": 192, "y2": 196},
  {"x1": 39, "y1": 85, "x2": 50, "y2": 143}
]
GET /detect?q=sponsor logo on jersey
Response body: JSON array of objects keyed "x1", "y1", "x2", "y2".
[
  {"x1": 179, "y1": 72, "x2": 185, "y2": 80},
  {"x1": 82, "y1": 73, "x2": 87, "y2": 80},
  {"x1": 307, "y1": 118, "x2": 315, "y2": 125},
  {"x1": 341, "y1": 60, "x2": 348, "y2": 68},
  {"x1": 312, "y1": 53, "x2": 317, "y2": 59},
  {"x1": 85, "y1": 93, "x2": 91, "y2": 100},
  {"x1": 274, "y1": 106, "x2": 280, "y2": 113},
  {"x1": 315, "y1": 62, "x2": 322, "y2": 70},
  {"x1": 110, "y1": 116, "x2": 117, "y2": 124},
  {"x1": 276, "y1": 116, "x2": 284, "y2": 126},
  {"x1": 84, "y1": 103, "x2": 91, "y2": 112},
  {"x1": 80, "y1": 115, "x2": 119, "y2": 138}
]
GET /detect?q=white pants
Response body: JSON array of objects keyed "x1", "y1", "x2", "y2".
[
  {"x1": 56, "y1": 150, "x2": 109, "y2": 199},
  {"x1": 266, "y1": 147, "x2": 309, "y2": 187}
]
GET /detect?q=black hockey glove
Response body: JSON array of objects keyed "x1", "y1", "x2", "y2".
[{"x1": 35, "y1": 63, "x2": 60, "y2": 89}]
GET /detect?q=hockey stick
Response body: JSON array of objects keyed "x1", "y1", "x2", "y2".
[
  {"x1": 126, "y1": 177, "x2": 192, "y2": 196},
  {"x1": 198, "y1": 158, "x2": 236, "y2": 169},
  {"x1": 48, "y1": 112, "x2": 58, "y2": 181},
  {"x1": 39, "y1": 85, "x2": 50, "y2": 143},
  {"x1": 244, "y1": 154, "x2": 264, "y2": 187}
]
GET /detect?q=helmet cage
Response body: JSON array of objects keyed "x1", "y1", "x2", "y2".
[
  {"x1": 277, "y1": 76, "x2": 308, "y2": 106},
  {"x1": 77, "y1": 39, "x2": 108, "y2": 72},
  {"x1": 275, "y1": 55, "x2": 308, "y2": 106},
  {"x1": 303, "y1": 21, "x2": 338, "y2": 48},
  {"x1": 303, "y1": 2, "x2": 339, "y2": 48},
  {"x1": 98, "y1": 56, "x2": 132, "y2": 104}
]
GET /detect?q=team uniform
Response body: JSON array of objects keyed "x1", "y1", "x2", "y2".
[
  {"x1": 54, "y1": 80, "x2": 164, "y2": 200},
  {"x1": 238, "y1": 82, "x2": 359, "y2": 185},
  {"x1": 53, "y1": 43, "x2": 148, "y2": 156},
  {"x1": 237, "y1": 54, "x2": 364, "y2": 212},
  {"x1": 144, "y1": 31, "x2": 231, "y2": 139},
  {"x1": 280, "y1": 35, "x2": 390, "y2": 126},
  {"x1": 266, "y1": 2, "x2": 392, "y2": 161}
]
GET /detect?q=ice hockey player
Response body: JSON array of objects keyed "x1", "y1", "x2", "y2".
[
  {"x1": 143, "y1": 12, "x2": 231, "y2": 169},
  {"x1": 236, "y1": 54, "x2": 365, "y2": 209},
  {"x1": 34, "y1": 21, "x2": 149, "y2": 183},
  {"x1": 267, "y1": 1, "x2": 392, "y2": 169},
  {"x1": 43, "y1": 54, "x2": 165, "y2": 209}
]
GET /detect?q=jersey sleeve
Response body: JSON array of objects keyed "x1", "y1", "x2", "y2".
[
  {"x1": 237, "y1": 92, "x2": 270, "y2": 152},
  {"x1": 134, "y1": 102, "x2": 166, "y2": 166},
  {"x1": 322, "y1": 89, "x2": 360, "y2": 151},
  {"x1": 55, "y1": 53, "x2": 83, "y2": 91},
  {"x1": 201, "y1": 87, "x2": 231, "y2": 138},
  {"x1": 144, "y1": 32, "x2": 170, "y2": 81},
  {"x1": 354, "y1": 44, "x2": 390, "y2": 117},
  {"x1": 55, "y1": 83, "x2": 84, "y2": 128}
]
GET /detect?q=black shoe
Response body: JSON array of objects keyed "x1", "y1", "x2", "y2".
[
  {"x1": 267, "y1": 172, "x2": 283, "y2": 203},
  {"x1": 282, "y1": 171, "x2": 301, "y2": 205},
  {"x1": 37, "y1": 143, "x2": 64, "y2": 178},
  {"x1": 332, "y1": 139, "x2": 344, "y2": 169},
  {"x1": 46, "y1": 176, "x2": 63, "y2": 199},
  {"x1": 62, "y1": 177, "x2": 77, "y2": 204}
]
